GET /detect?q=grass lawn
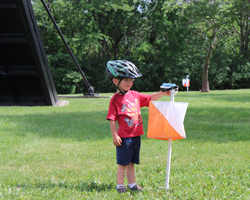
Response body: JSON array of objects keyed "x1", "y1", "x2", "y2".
[{"x1": 0, "y1": 89, "x2": 249, "y2": 199}]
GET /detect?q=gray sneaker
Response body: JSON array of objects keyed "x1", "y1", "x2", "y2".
[
  {"x1": 117, "y1": 186, "x2": 127, "y2": 193},
  {"x1": 128, "y1": 184, "x2": 143, "y2": 191}
]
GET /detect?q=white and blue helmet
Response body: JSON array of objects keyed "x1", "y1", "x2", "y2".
[{"x1": 106, "y1": 60, "x2": 142, "y2": 79}]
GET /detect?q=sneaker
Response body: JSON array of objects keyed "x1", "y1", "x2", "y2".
[
  {"x1": 117, "y1": 186, "x2": 127, "y2": 193},
  {"x1": 128, "y1": 184, "x2": 143, "y2": 192}
]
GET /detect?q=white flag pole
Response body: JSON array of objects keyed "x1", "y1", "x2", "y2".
[
  {"x1": 165, "y1": 89, "x2": 175, "y2": 191},
  {"x1": 165, "y1": 138, "x2": 172, "y2": 191},
  {"x1": 186, "y1": 75, "x2": 190, "y2": 93}
]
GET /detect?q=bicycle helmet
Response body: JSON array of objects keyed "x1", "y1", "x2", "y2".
[{"x1": 106, "y1": 60, "x2": 142, "y2": 79}]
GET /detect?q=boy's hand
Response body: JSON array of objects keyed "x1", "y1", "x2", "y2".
[
  {"x1": 113, "y1": 134, "x2": 122, "y2": 146},
  {"x1": 166, "y1": 91, "x2": 171, "y2": 96},
  {"x1": 109, "y1": 120, "x2": 121, "y2": 146}
]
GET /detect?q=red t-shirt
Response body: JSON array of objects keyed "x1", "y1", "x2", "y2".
[{"x1": 106, "y1": 90, "x2": 151, "y2": 138}]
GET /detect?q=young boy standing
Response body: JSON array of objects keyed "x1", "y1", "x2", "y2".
[{"x1": 106, "y1": 60, "x2": 170, "y2": 193}]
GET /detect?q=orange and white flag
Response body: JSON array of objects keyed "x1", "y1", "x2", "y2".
[
  {"x1": 182, "y1": 79, "x2": 190, "y2": 87},
  {"x1": 147, "y1": 101, "x2": 188, "y2": 141}
]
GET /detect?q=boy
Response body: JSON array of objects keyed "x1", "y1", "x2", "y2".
[{"x1": 106, "y1": 60, "x2": 170, "y2": 193}]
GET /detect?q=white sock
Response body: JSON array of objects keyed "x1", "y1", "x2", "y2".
[
  {"x1": 128, "y1": 183, "x2": 136, "y2": 188},
  {"x1": 117, "y1": 184, "x2": 125, "y2": 189}
]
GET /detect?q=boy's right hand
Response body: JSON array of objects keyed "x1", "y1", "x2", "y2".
[{"x1": 113, "y1": 134, "x2": 122, "y2": 146}]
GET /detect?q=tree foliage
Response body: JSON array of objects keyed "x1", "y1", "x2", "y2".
[{"x1": 32, "y1": 0, "x2": 250, "y2": 94}]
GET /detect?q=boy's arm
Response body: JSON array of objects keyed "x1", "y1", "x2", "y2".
[
  {"x1": 109, "y1": 120, "x2": 122, "y2": 146},
  {"x1": 151, "y1": 91, "x2": 171, "y2": 101}
]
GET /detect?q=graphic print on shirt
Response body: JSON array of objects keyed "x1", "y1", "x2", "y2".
[
  {"x1": 124, "y1": 118, "x2": 134, "y2": 127},
  {"x1": 121, "y1": 98, "x2": 142, "y2": 127}
]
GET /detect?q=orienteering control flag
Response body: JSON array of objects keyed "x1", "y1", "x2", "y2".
[
  {"x1": 182, "y1": 79, "x2": 190, "y2": 87},
  {"x1": 147, "y1": 101, "x2": 189, "y2": 141}
]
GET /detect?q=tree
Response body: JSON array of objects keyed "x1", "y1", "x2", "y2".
[
  {"x1": 31, "y1": 0, "x2": 250, "y2": 93},
  {"x1": 229, "y1": 0, "x2": 250, "y2": 58}
]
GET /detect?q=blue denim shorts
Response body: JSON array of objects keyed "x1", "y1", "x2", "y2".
[{"x1": 116, "y1": 136, "x2": 141, "y2": 165}]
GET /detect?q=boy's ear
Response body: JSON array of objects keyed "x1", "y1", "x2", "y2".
[{"x1": 112, "y1": 78, "x2": 119, "y2": 86}]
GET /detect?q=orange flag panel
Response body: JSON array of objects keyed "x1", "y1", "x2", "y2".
[
  {"x1": 147, "y1": 101, "x2": 188, "y2": 141},
  {"x1": 147, "y1": 102, "x2": 183, "y2": 140}
]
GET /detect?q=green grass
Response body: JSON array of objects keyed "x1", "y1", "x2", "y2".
[{"x1": 0, "y1": 89, "x2": 249, "y2": 199}]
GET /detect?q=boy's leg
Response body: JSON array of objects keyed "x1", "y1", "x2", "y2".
[
  {"x1": 126, "y1": 162, "x2": 135, "y2": 184},
  {"x1": 117, "y1": 164, "x2": 127, "y2": 185},
  {"x1": 116, "y1": 164, "x2": 127, "y2": 193},
  {"x1": 126, "y1": 136, "x2": 140, "y2": 184},
  {"x1": 126, "y1": 162, "x2": 143, "y2": 191}
]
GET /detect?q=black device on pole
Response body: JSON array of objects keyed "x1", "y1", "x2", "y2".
[
  {"x1": 40, "y1": 0, "x2": 94, "y2": 95},
  {"x1": 0, "y1": 0, "x2": 58, "y2": 106}
]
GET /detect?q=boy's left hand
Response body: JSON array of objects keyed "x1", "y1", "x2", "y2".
[{"x1": 151, "y1": 90, "x2": 171, "y2": 101}]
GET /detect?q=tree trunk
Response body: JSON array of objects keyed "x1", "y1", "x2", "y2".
[
  {"x1": 201, "y1": 40, "x2": 213, "y2": 92},
  {"x1": 237, "y1": 11, "x2": 250, "y2": 58}
]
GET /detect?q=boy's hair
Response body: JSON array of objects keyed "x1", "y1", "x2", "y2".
[{"x1": 106, "y1": 60, "x2": 142, "y2": 80}]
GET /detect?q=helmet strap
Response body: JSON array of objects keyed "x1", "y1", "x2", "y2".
[
  {"x1": 117, "y1": 79, "x2": 127, "y2": 95},
  {"x1": 112, "y1": 78, "x2": 127, "y2": 95}
]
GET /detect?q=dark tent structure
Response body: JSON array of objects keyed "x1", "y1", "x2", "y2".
[{"x1": 0, "y1": 0, "x2": 58, "y2": 106}]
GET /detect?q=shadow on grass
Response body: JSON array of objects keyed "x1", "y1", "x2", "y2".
[
  {"x1": 183, "y1": 106, "x2": 250, "y2": 142},
  {"x1": 0, "y1": 110, "x2": 111, "y2": 141},
  {"x1": 177, "y1": 91, "x2": 250, "y2": 103},
  {"x1": 1, "y1": 102, "x2": 249, "y2": 143},
  {"x1": 202, "y1": 93, "x2": 250, "y2": 103},
  {"x1": 141, "y1": 105, "x2": 250, "y2": 143},
  {"x1": 16, "y1": 181, "x2": 115, "y2": 192}
]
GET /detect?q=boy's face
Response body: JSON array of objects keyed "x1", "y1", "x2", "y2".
[{"x1": 113, "y1": 78, "x2": 134, "y2": 92}]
